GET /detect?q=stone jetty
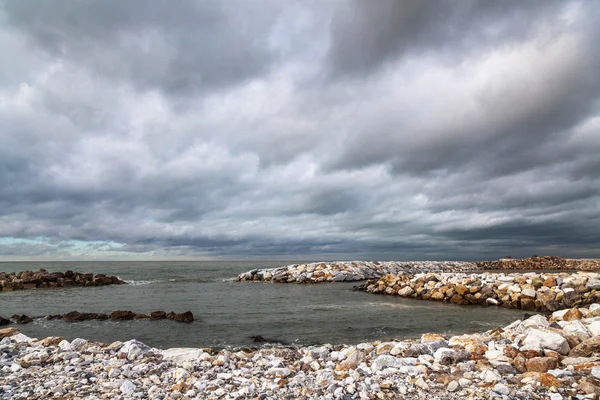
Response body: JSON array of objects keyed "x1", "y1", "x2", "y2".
[
  {"x1": 476, "y1": 256, "x2": 600, "y2": 271},
  {"x1": 236, "y1": 261, "x2": 477, "y2": 283},
  {"x1": 236, "y1": 257, "x2": 600, "y2": 284},
  {"x1": 0, "y1": 269, "x2": 125, "y2": 292},
  {"x1": 0, "y1": 311, "x2": 194, "y2": 325},
  {"x1": 356, "y1": 271, "x2": 600, "y2": 312},
  {"x1": 5, "y1": 310, "x2": 600, "y2": 399}
]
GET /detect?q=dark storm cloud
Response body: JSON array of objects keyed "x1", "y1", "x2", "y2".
[
  {"x1": 328, "y1": 0, "x2": 565, "y2": 75},
  {"x1": 2, "y1": 0, "x2": 278, "y2": 95},
  {"x1": 0, "y1": 0, "x2": 599, "y2": 260}
]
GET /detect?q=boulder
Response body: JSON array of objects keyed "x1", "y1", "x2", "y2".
[
  {"x1": 0, "y1": 316, "x2": 11, "y2": 326},
  {"x1": 14, "y1": 314, "x2": 33, "y2": 324},
  {"x1": 560, "y1": 320, "x2": 592, "y2": 342},
  {"x1": 397, "y1": 286, "x2": 414, "y2": 297},
  {"x1": 421, "y1": 333, "x2": 445, "y2": 343},
  {"x1": 162, "y1": 348, "x2": 204, "y2": 364},
  {"x1": 63, "y1": 311, "x2": 85, "y2": 322},
  {"x1": 370, "y1": 355, "x2": 416, "y2": 372},
  {"x1": 522, "y1": 314, "x2": 550, "y2": 330},
  {"x1": 110, "y1": 310, "x2": 136, "y2": 320},
  {"x1": 562, "y1": 308, "x2": 584, "y2": 321},
  {"x1": 525, "y1": 357, "x2": 558, "y2": 372},
  {"x1": 523, "y1": 329, "x2": 570, "y2": 354},
  {"x1": 563, "y1": 291, "x2": 583, "y2": 307},
  {"x1": 338, "y1": 347, "x2": 365, "y2": 371},
  {"x1": 0, "y1": 327, "x2": 20, "y2": 338},
  {"x1": 170, "y1": 311, "x2": 194, "y2": 323},
  {"x1": 433, "y1": 347, "x2": 469, "y2": 365},
  {"x1": 405, "y1": 340, "x2": 448, "y2": 357},
  {"x1": 569, "y1": 336, "x2": 600, "y2": 357},
  {"x1": 150, "y1": 311, "x2": 167, "y2": 320}
]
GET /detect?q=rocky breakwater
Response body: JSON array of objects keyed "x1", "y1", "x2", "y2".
[
  {"x1": 0, "y1": 310, "x2": 194, "y2": 325},
  {"x1": 0, "y1": 269, "x2": 125, "y2": 292},
  {"x1": 236, "y1": 261, "x2": 477, "y2": 284},
  {"x1": 357, "y1": 271, "x2": 600, "y2": 312},
  {"x1": 6, "y1": 311, "x2": 600, "y2": 399},
  {"x1": 477, "y1": 256, "x2": 600, "y2": 272}
]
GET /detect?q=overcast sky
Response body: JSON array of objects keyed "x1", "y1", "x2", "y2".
[{"x1": 1, "y1": 1, "x2": 599, "y2": 261}]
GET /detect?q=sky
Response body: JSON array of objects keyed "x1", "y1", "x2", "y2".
[{"x1": 0, "y1": 1, "x2": 599, "y2": 261}]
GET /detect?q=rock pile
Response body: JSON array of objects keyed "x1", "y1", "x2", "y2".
[
  {"x1": 356, "y1": 271, "x2": 600, "y2": 312},
  {"x1": 477, "y1": 256, "x2": 600, "y2": 272},
  {"x1": 0, "y1": 311, "x2": 194, "y2": 325},
  {"x1": 4, "y1": 310, "x2": 600, "y2": 399},
  {"x1": 236, "y1": 261, "x2": 477, "y2": 284},
  {"x1": 236, "y1": 257, "x2": 600, "y2": 285},
  {"x1": 0, "y1": 269, "x2": 125, "y2": 292}
]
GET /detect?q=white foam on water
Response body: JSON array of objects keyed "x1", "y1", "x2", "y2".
[{"x1": 127, "y1": 280, "x2": 161, "y2": 285}]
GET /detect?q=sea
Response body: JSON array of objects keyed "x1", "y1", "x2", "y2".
[{"x1": 0, "y1": 261, "x2": 531, "y2": 349}]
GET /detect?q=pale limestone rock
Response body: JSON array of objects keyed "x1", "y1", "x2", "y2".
[{"x1": 523, "y1": 329, "x2": 570, "y2": 355}]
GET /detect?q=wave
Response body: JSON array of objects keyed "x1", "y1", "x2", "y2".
[
  {"x1": 126, "y1": 278, "x2": 216, "y2": 284},
  {"x1": 127, "y1": 280, "x2": 161, "y2": 285}
]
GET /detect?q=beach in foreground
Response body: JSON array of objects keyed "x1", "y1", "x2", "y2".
[
  {"x1": 2, "y1": 308, "x2": 600, "y2": 400},
  {"x1": 3, "y1": 257, "x2": 600, "y2": 399}
]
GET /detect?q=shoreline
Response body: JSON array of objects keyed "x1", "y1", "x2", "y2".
[
  {"x1": 3, "y1": 307, "x2": 600, "y2": 399},
  {"x1": 3, "y1": 256, "x2": 600, "y2": 398}
]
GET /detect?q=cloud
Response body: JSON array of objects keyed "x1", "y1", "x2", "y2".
[
  {"x1": 0, "y1": 1, "x2": 599, "y2": 260},
  {"x1": 327, "y1": 0, "x2": 567, "y2": 76},
  {"x1": 2, "y1": 0, "x2": 282, "y2": 95}
]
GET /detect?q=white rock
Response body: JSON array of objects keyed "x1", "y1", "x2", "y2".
[
  {"x1": 560, "y1": 320, "x2": 592, "y2": 342},
  {"x1": 590, "y1": 304, "x2": 600, "y2": 312},
  {"x1": 414, "y1": 377, "x2": 429, "y2": 390},
  {"x1": 267, "y1": 367, "x2": 292, "y2": 377},
  {"x1": 521, "y1": 288, "x2": 536, "y2": 298},
  {"x1": 371, "y1": 355, "x2": 416, "y2": 372},
  {"x1": 58, "y1": 340, "x2": 72, "y2": 351},
  {"x1": 507, "y1": 284, "x2": 521, "y2": 293},
  {"x1": 119, "y1": 339, "x2": 150, "y2": 360},
  {"x1": 459, "y1": 378, "x2": 472, "y2": 387},
  {"x1": 217, "y1": 373, "x2": 232, "y2": 380},
  {"x1": 585, "y1": 279, "x2": 600, "y2": 289},
  {"x1": 521, "y1": 314, "x2": 549, "y2": 329},
  {"x1": 108, "y1": 368, "x2": 121, "y2": 378},
  {"x1": 504, "y1": 320, "x2": 522, "y2": 330},
  {"x1": 447, "y1": 381, "x2": 459, "y2": 392},
  {"x1": 70, "y1": 338, "x2": 88, "y2": 351},
  {"x1": 173, "y1": 368, "x2": 190, "y2": 381},
  {"x1": 592, "y1": 366, "x2": 600, "y2": 380},
  {"x1": 588, "y1": 321, "x2": 600, "y2": 336},
  {"x1": 549, "y1": 394, "x2": 563, "y2": 400},
  {"x1": 522, "y1": 329, "x2": 570, "y2": 354},
  {"x1": 398, "y1": 365, "x2": 427, "y2": 375},
  {"x1": 552, "y1": 309, "x2": 570, "y2": 321},
  {"x1": 482, "y1": 369, "x2": 500, "y2": 383},
  {"x1": 548, "y1": 369, "x2": 572, "y2": 378},
  {"x1": 50, "y1": 385, "x2": 64, "y2": 396},
  {"x1": 161, "y1": 348, "x2": 204, "y2": 364},
  {"x1": 120, "y1": 380, "x2": 136, "y2": 395},
  {"x1": 493, "y1": 383, "x2": 510, "y2": 395}
]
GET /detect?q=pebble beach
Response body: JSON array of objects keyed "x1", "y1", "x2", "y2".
[{"x1": 3, "y1": 257, "x2": 600, "y2": 399}]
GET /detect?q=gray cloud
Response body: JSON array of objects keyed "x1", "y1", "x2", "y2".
[
  {"x1": 328, "y1": 0, "x2": 566, "y2": 75},
  {"x1": 0, "y1": 0, "x2": 599, "y2": 260},
  {"x1": 2, "y1": 0, "x2": 280, "y2": 95}
]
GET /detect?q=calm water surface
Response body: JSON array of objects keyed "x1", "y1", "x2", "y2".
[{"x1": 0, "y1": 261, "x2": 531, "y2": 348}]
